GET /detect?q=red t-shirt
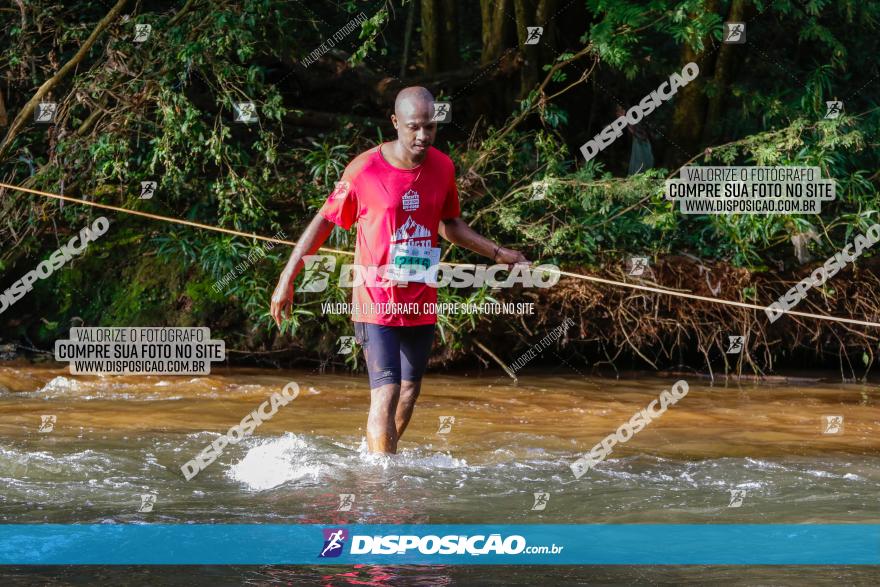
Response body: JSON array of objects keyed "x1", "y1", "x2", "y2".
[{"x1": 318, "y1": 144, "x2": 461, "y2": 326}]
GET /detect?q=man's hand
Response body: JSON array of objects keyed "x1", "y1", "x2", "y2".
[
  {"x1": 268, "y1": 214, "x2": 336, "y2": 330},
  {"x1": 495, "y1": 247, "x2": 530, "y2": 267},
  {"x1": 439, "y1": 218, "x2": 532, "y2": 268},
  {"x1": 270, "y1": 273, "x2": 295, "y2": 328}
]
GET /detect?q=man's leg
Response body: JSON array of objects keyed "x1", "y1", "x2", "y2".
[
  {"x1": 395, "y1": 379, "x2": 422, "y2": 440},
  {"x1": 368, "y1": 383, "x2": 400, "y2": 453},
  {"x1": 395, "y1": 324, "x2": 435, "y2": 442},
  {"x1": 356, "y1": 322, "x2": 403, "y2": 454}
]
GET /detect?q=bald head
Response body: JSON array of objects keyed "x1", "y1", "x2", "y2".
[
  {"x1": 394, "y1": 86, "x2": 434, "y2": 117},
  {"x1": 389, "y1": 86, "x2": 438, "y2": 164}
]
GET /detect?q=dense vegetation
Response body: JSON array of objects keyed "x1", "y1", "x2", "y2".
[{"x1": 1, "y1": 0, "x2": 879, "y2": 377}]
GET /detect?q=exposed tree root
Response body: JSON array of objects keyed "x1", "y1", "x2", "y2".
[{"x1": 453, "y1": 255, "x2": 880, "y2": 378}]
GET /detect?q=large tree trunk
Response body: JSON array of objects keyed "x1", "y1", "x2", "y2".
[
  {"x1": 400, "y1": 0, "x2": 418, "y2": 78},
  {"x1": 511, "y1": 0, "x2": 558, "y2": 98},
  {"x1": 480, "y1": 0, "x2": 511, "y2": 65},
  {"x1": 439, "y1": 0, "x2": 459, "y2": 69},
  {"x1": 421, "y1": 0, "x2": 440, "y2": 74},
  {"x1": 421, "y1": 0, "x2": 460, "y2": 74},
  {"x1": 513, "y1": 0, "x2": 538, "y2": 98},
  {"x1": 702, "y1": 0, "x2": 751, "y2": 143},
  {"x1": 534, "y1": 0, "x2": 558, "y2": 91},
  {"x1": 665, "y1": 0, "x2": 720, "y2": 167}
]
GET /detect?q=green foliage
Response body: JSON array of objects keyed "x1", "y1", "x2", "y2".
[
  {"x1": 2, "y1": 0, "x2": 880, "y2": 369},
  {"x1": 584, "y1": 0, "x2": 721, "y2": 76},
  {"x1": 349, "y1": 6, "x2": 394, "y2": 65},
  {"x1": 300, "y1": 142, "x2": 352, "y2": 186},
  {"x1": 447, "y1": 101, "x2": 879, "y2": 273}
]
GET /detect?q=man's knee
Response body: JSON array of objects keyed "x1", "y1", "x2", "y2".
[
  {"x1": 370, "y1": 384, "x2": 400, "y2": 412},
  {"x1": 399, "y1": 379, "x2": 421, "y2": 405}
]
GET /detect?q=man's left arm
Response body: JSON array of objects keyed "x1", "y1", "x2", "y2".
[{"x1": 439, "y1": 217, "x2": 529, "y2": 266}]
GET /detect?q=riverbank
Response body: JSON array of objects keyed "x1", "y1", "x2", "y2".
[{"x1": 3, "y1": 253, "x2": 880, "y2": 378}]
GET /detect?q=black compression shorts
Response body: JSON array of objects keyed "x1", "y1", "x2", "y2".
[{"x1": 353, "y1": 322, "x2": 436, "y2": 388}]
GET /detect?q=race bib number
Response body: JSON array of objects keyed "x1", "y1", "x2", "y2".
[{"x1": 386, "y1": 243, "x2": 440, "y2": 284}]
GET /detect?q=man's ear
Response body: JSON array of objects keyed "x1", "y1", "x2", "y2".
[{"x1": 390, "y1": 114, "x2": 398, "y2": 129}]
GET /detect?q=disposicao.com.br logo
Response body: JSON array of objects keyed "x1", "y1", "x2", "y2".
[
  {"x1": 299, "y1": 255, "x2": 560, "y2": 291},
  {"x1": 319, "y1": 529, "x2": 564, "y2": 557},
  {"x1": 318, "y1": 528, "x2": 349, "y2": 558}
]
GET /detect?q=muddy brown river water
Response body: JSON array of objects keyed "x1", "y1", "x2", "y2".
[{"x1": 1, "y1": 362, "x2": 879, "y2": 584}]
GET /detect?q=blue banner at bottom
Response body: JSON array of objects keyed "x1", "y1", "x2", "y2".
[{"x1": 0, "y1": 524, "x2": 877, "y2": 565}]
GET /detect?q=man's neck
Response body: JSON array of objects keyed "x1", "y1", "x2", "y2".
[{"x1": 385, "y1": 140, "x2": 426, "y2": 169}]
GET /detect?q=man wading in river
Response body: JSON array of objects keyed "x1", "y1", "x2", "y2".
[{"x1": 270, "y1": 86, "x2": 528, "y2": 454}]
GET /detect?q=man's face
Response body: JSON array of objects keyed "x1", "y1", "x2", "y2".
[{"x1": 392, "y1": 99, "x2": 437, "y2": 159}]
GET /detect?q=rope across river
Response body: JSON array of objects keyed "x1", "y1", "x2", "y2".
[{"x1": 3, "y1": 181, "x2": 880, "y2": 329}]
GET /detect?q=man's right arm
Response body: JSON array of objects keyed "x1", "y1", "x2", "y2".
[{"x1": 270, "y1": 212, "x2": 336, "y2": 327}]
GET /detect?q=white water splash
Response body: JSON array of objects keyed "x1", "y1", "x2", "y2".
[
  {"x1": 227, "y1": 433, "x2": 471, "y2": 491},
  {"x1": 38, "y1": 376, "x2": 82, "y2": 394},
  {"x1": 228, "y1": 433, "x2": 324, "y2": 491}
]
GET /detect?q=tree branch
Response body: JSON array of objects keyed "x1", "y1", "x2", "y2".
[
  {"x1": 0, "y1": 0, "x2": 129, "y2": 160},
  {"x1": 168, "y1": 0, "x2": 200, "y2": 27}
]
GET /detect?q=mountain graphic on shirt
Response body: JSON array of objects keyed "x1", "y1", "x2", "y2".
[{"x1": 392, "y1": 216, "x2": 431, "y2": 244}]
